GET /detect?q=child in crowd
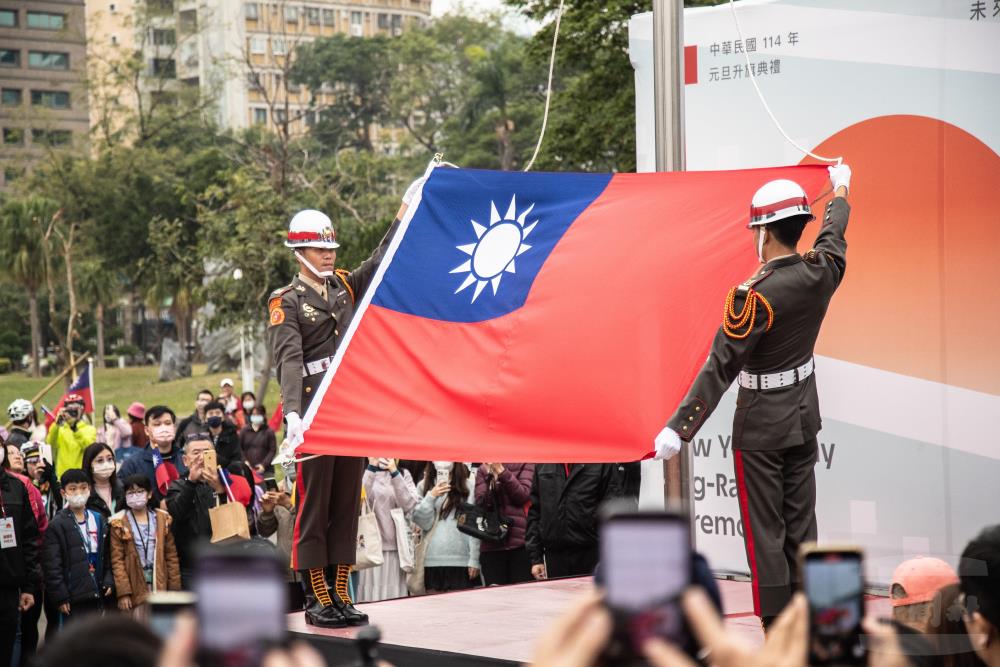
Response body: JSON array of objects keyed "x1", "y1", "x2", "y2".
[
  {"x1": 42, "y1": 469, "x2": 114, "y2": 624},
  {"x1": 109, "y1": 474, "x2": 182, "y2": 617}
]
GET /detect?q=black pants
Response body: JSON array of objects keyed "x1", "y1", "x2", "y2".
[
  {"x1": 0, "y1": 588, "x2": 19, "y2": 667},
  {"x1": 61, "y1": 598, "x2": 104, "y2": 627},
  {"x1": 480, "y1": 546, "x2": 533, "y2": 586},
  {"x1": 734, "y1": 440, "x2": 818, "y2": 618},
  {"x1": 545, "y1": 545, "x2": 600, "y2": 579},
  {"x1": 18, "y1": 590, "x2": 42, "y2": 666},
  {"x1": 293, "y1": 455, "x2": 363, "y2": 570}
]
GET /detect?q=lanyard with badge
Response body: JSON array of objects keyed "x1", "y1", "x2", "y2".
[
  {"x1": 75, "y1": 511, "x2": 98, "y2": 577},
  {"x1": 128, "y1": 510, "x2": 155, "y2": 584},
  {"x1": 0, "y1": 486, "x2": 16, "y2": 550}
]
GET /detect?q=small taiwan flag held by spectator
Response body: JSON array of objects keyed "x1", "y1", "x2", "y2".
[
  {"x1": 152, "y1": 448, "x2": 180, "y2": 496},
  {"x1": 45, "y1": 360, "x2": 95, "y2": 429}
]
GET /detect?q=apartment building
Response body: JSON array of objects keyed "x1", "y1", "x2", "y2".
[{"x1": 0, "y1": 0, "x2": 89, "y2": 189}]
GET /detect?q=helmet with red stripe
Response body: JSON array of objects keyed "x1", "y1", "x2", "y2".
[
  {"x1": 64, "y1": 393, "x2": 85, "y2": 407},
  {"x1": 285, "y1": 209, "x2": 340, "y2": 249},
  {"x1": 748, "y1": 179, "x2": 814, "y2": 228}
]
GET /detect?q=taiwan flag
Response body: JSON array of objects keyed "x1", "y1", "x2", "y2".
[
  {"x1": 151, "y1": 448, "x2": 180, "y2": 496},
  {"x1": 45, "y1": 360, "x2": 95, "y2": 428},
  {"x1": 301, "y1": 166, "x2": 830, "y2": 463}
]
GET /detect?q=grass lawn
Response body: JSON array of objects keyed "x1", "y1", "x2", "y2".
[{"x1": 0, "y1": 364, "x2": 281, "y2": 421}]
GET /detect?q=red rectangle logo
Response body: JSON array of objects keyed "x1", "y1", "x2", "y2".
[{"x1": 684, "y1": 45, "x2": 698, "y2": 85}]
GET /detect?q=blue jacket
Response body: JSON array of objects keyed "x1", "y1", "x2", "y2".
[{"x1": 119, "y1": 445, "x2": 189, "y2": 504}]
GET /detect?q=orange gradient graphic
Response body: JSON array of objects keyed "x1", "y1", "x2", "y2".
[{"x1": 802, "y1": 115, "x2": 1000, "y2": 396}]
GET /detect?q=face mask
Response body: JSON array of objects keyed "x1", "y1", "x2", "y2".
[
  {"x1": 243, "y1": 400, "x2": 255, "y2": 411},
  {"x1": 126, "y1": 493, "x2": 148, "y2": 510},
  {"x1": 92, "y1": 461, "x2": 116, "y2": 480},
  {"x1": 250, "y1": 415, "x2": 264, "y2": 426},
  {"x1": 66, "y1": 493, "x2": 89, "y2": 510},
  {"x1": 151, "y1": 424, "x2": 175, "y2": 443},
  {"x1": 207, "y1": 416, "x2": 223, "y2": 428}
]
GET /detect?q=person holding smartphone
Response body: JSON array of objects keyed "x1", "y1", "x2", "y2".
[
  {"x1": 412, "y1": 462, "x2": 480, "y2": 593},
  {"x1": 653, "y1": 165, "x2": 853, "y2": 629},
  {"x1": 46, "y1": 394, "x2": 97, "y2": 479}
]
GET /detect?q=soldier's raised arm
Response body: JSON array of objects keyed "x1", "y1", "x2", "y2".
[{"x1": 809, "y1": 165, "x2": 852, "y2": 286}]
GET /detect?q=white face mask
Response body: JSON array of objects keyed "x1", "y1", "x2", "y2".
[
  {"x1": 151, "y1": 424, "x2": 175, "y2": 444},
  {"x1": 92, "y1": 460, "x2": 116, "y2": 480},
  {"x1": 126, "y1": 492, "x2": 148, "y2": 510},
  {"x1": 250, "y1": 415, "x2": 264, "y2": 426},
  {"x1": 66, "y1": 493, "x2": 89, "y2": 510},
  {"x1": 243, "y1": 400, "x2": 255, "y2": 411}
]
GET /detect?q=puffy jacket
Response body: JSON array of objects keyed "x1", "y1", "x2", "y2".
[
  {"x1": 47, "y1": 420, "x2": 98, "y2": 478},
  {"x1": 0, "y1": 470, "x2": 42, "y2": 594},
  {"x1": 42, "y1": 508, "x2": 113, "y2": 606},
  {"x1": 208, "y1": 422, "x2": 242, "y2": 469},
  {"x1": 525, "y1": 464, "x2": 625, "y2": 564},
  {"x1": 474, "y1": 464, "x2": 534, "y2": 552},
  {"x1": 109, "y1": 509, "x2": 182, "y2": 606}
]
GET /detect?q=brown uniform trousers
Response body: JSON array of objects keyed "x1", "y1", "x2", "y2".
[
  {"x1": 267, "y1": 219, "x2": 399, "y2": 571},
  {"x1": 669, "y1": 196, "x2": 850, "y2": 618}
]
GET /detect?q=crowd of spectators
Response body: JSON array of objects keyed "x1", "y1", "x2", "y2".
[{"x1": 1, "y1": 387, "x2": 997, "y2": 667}]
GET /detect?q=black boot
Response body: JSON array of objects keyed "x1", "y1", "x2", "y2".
[
  {"x1": 327, "y1": 564, "x2": 369, "y2": 626},
  {"x1": 301, "y1": 569, "x2": 348, "y2": 629}
]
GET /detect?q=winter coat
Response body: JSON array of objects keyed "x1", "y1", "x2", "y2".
[
  {"x1": 47, "y1": 420, "x2": 98, "y2": 478},
  {"x1": 0, "y1": 470, "x2": 42, "y2": 594},
  {"x1": 87, "y1": 480, "x2": 125, "y2": 518},
  {"x1": 109, "y1": 509, "x2": 182, "y2": 606},
  {"x1": 525, "y1": 463, "x2": 625, "y2": 564},
  {"x1": 42, "y1": 508, "x2": 113, "y2": 606},
  {"x1": 474, "y1": 464, "x2": 534, "y2": 552},
  {"x1": 118, "y1": 445, "x2": 189, "y2": 504}
]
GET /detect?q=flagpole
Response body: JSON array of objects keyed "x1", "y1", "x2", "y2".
[
  {"x1": 2, "y1": 352, "x2": 91, "y2": 430},
  {"x1": 89, "y1": 357, "x2": 96, "y2": 420}
]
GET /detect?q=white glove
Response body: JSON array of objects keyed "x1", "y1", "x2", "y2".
[
  {"x1": 402, "y1": 176, "x2": 427, "y2": 205},
  {"x1": 828, "y1": 163, "x2": 851, "y2": 193},
  {"x1": 284, "y1": 411, "x2": 304, "y2": 449},
  {"x1": 653, "y1": 426, "x2": 682, "y2": 461}
]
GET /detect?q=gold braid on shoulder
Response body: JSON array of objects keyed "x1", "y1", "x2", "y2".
[
  {"x1": 723, "y1": 287, "x2": 774, "y2": 339},
  {"x1": 334, "y1": 269, "x2": 355, "y2": 304}
]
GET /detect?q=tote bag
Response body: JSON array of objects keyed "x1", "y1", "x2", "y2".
[
  {"x1": 355, "y1": 495, "x2": 384, "y2": 570},
  {"x1": 405, "y1": 508, "x2": 439, "y2": 596},
  {"x1": 391, "y1": 507, "x2": 415, "y2": 573}
]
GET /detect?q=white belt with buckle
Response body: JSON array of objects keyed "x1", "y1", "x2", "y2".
[
  {"x1": 302, "y1": 355, "x2": 335, "y2": 378},
  {"x1": 738, "y1": 358, "x2": 814, "y2": 391}
]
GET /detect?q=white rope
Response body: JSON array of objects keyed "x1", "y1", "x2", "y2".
[
  {"x1": 523, "y1": 0, "x2": 565, "y2": 172},
  {"x1": 728, "y1": 0, "x2": 841, "y2": 165}
]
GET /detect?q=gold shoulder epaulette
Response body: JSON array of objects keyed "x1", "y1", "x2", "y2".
[
  {"x1": 723, "y1": 277, "x2": 774, "y2": 339},
  {"x1": 334, "y1": 269, "x2": 355, "y2": 304}
]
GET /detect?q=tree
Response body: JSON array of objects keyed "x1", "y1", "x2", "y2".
[
  {"x1": 0, "y1": 196, "x2": 54, "y2": 376},
  {"x1": 76, "y1": 260, "x2": 117, "y2": 368}
]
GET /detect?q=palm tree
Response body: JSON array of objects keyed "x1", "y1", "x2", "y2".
[
  {"x1": 0, "y1": 196, "x2": 56, "y2": 377},
  {"x1": 77, "y1": 260, "x2": 117, "y2": 368}
]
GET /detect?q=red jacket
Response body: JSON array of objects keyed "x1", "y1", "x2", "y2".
[
  {"x1": 474, "y1": 464, "x2": 534, "y2": 553},
  {"x1": 11, "y1": 471, "x2": 48, "y2": 541}
]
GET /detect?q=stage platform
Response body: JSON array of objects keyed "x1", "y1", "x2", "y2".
[{"x1": 291, "y1": 577, "x2": 891, "y2": 665}]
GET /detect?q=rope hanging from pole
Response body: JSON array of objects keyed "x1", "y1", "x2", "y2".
[{"x1": 523, "y1": 0, "x2": 565, "y2": 172}]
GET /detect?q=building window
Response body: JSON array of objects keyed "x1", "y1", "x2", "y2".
[
  {"x1": 151, "y1": 58, "x2": 176, "y2": 78},
  {"x1": 111, "y1": 35, "x2": 118, "y2": 45},
  {"x1": 287, "y1": 80, "x2": 300, "y2": 93},
  {"x1": 306, "y1": 7, "x2": 319, "y2": 25},
  {"x1": 252, "y1": 107, "x2": 266, "y2": 124},
  {"x1": 245, "y1": 3, "x2": 258, "y2": 19},
  {"x1": 249, "y1": 36, "x2": 265, "y2": 54},
  {"x1": 26, "y1": 11, "x2": 65, "y2": 30},
  {"x1": 350, "y1": 11, "x2": 361, "y2": 25},
  {"x1": 1, "y1": 88, "x2": 21, "y2": 106},
  {"x1": 321, "y1": 8, "x2": 333, "y2": 24},
  {"x1": 274, "y1": 108, "x2": 286, "y2": 124},
  {"x1": 152, "y1": 28, "x2": 176, "y2": 45},
  {"x1": 31, "y1": 90, "x2": 70, "y2": 109},
  {"x1": 28, "y1": 51, "x2": 69, "y2": 70},
  {"x1": 283, "y1": 5, "x2": 297, "y2": 23},
  {"x1": 2, "y1": 128, "x2": 24, "y2": 145},
  {"x1": 0, "y1": 49, "x2": 19, "y2": 67},
  {"x1": 179, "y1": 9, "x2": 197, "y2": 33},
  {"x1": 31, "y1": 129, "x2": 72, "y2": 146},
  {"x1": 247, "y1": 71, "x2": 262, "y2": 89},
  {"x1": 149, "y1": 0, "x2": 173, "y2": 15},
  {"x1": 271, "y1": 38, "x2": 286, "y2": 55},
  {"x1": 377, "y1": 13, "x2": 388, "y2": 29},
  {"x1": 150, "y1": 90, "x2": 177, "y2": 105},
  {"x1": 0, "y1": 9, "x2": 17, "y2": 27},
  {"x1": 109, "y1": 3, "x2": 116, "y2": 12}
]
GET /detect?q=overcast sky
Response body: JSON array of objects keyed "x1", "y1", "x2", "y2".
[{"x1": 430, "y1": 0, "x2": 540, "y2": 35}]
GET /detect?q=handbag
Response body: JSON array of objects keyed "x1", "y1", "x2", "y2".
[
  {"x1": 456, "y1": 479, "x2": 513, "y2": 544},
  {"x1": 405, "y1": 504, "x2": 439, "y2": 595},
  {"x1": 390, "y1": 507, "x2": 415, "y2": 573},
  {"x1": 209, "y1": 472, "x2": 250, "y2": 543},
  {"x1": 355, "y1": 495, "x2": 384, "y2": 571}
]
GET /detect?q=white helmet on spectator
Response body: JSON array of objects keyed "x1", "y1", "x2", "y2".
[
  {"x1": 7, "y1": 399, "x2": 33, "y2": 422},
  {"x1": 285, "y1": 209, "x2": 340, "y2": 249},
  {"x1": 748, "y1": 179, "x2": 814, "y2": 228}
]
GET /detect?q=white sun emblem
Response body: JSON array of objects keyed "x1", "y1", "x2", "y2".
[{"x1": 450, "y1": 195, "x2": 537, "y2": 303}]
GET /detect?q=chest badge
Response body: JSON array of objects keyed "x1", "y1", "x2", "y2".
[{"x1": 302, "y1": 303, "x2": 319, "y2": 323}]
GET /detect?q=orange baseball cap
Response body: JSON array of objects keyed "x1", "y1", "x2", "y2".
[{"x1": 890, "y1": 556, "x2": 959, "y2": 607}]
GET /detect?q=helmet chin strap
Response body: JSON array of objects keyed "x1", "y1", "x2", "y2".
[
  {"x1": 294, "y1": 250, "x2": 333, "y2": 279},
  {"x1": 756, "y1": 227, "x2": 767, "y2": 264}
]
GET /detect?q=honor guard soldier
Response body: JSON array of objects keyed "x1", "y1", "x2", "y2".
[
  {"x1": 654, "y1": 164, "x2": 853, "y2": 628},
  {"x1": 268, "y1": 179, "x2": 422, "y2": 628}
]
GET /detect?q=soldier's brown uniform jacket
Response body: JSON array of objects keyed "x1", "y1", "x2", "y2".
[{"x1": 667, "y1": 196, "x2": 850, "y2": 450}]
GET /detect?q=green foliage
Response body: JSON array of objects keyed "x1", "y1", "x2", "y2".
[{"x1": 0, "y1": 358, "x2": 11, "y2": 375}]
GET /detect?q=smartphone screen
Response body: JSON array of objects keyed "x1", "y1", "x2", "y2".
[
  {"x1": 804, "y1": 551, "x2": 865, "y2": 665},
  {"x1": 196, "y1": 553, "x2": 287, "y2": 667},
  {"x1": 148, "y1": 591, "x2": 196, "y2": 640},
  {"x1": 602, "y1": 515, "x2": 691, "y2": 655},
  {"x1": 264, "y1": 476, "x2": 278, "y2": 492}
]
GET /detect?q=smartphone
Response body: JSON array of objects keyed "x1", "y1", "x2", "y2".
[
  {"x1": 800, "y1": 544, "x2": 865, "y2": 665},
  {"x1": 202, "y1": 449, "x2": 218, "y2": 473},
  {"x1": 38, "y1": 443, "x2": 53, "y2": 465},
  {"x1": 148, "y1": 591, "x2": 196, "y2": 640},
  {"x1": 195, "y1": 545, "x2": 288, "y2": 667},
  {"x1": 264, "y1": 476, "x2": 278, "y2": 492},
  {"x1": 601, "y1": 509, "x2": 693, "y2": 663}
]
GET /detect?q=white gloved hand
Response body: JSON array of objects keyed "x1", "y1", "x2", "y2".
[
  {"x1": 402, "y1": 176, "x2": 427, "y2": 205},
  {"x1": 284, "y1": 412, "x2": 304, "y2": 449},
  {"x1": 653, "y1": 426, "x2": 682, "y2": 461},
  {"x1": 828, "y1": 163, "x2": 851, "y2": 193}
]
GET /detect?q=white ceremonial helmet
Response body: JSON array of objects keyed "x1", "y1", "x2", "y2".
[
  {"x1": 7, "y1": 398, "x2": 33, "y2": 422},
  {"x1": 748, "y1": 179, "x2": 815, "y2": 228},
  {"x1": 285, "y1": 209, "x2": 340, "y2": 249}
]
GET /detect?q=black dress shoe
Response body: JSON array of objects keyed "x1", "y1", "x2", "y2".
[
  {"x1": 333, "y1": 598, "x2": 369, "y2": 626},
  {"x1": 303, "y1": 597, "x2": 349, "y2": 628}
]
